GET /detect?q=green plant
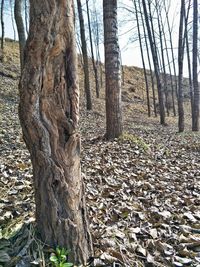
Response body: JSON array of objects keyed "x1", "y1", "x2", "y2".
[
  {"x1": 50, "y1": 247, "x2": 73, "y2": 267},
  {"x1": 119, "y1": 132, "x2": 149, "y2": 151}
]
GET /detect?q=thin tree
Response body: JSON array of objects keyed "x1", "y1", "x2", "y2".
[
  {"x1": 138, "y1": 0, "x2": 157, "y2": 117},
  {"x1": 159, "y1": 2, "x2": 176, "y2": 116},
  {"x1": 155, "y1": 0, "x2": 169, "y2": 116},
  {"x1": 86, "y1": 0, "x2": 100, "y2": 98},
  {"x1": 10, "y1": 0, "x2": 16, "y2": 41},
  {"x1": 134, "y1": 0, "x2": 151, "y2": 117},
  {"x1": 1, "y1": 0, "x2": 5, "y2": 55},
  {"x1": 142, "y1": 0, "x2": 165, "y2": 125},
  {"x1": 77, "y1": 0, "x2": 92, "y2": 110},
  {"x1": 184, "y1": 0, "x2": 193, "y2": 121},
  {"x1": 177, "y1": 0, "x2": 185, "y2": 132},
  {"x1": 14, "y1": 0, "x2": 26, "y2": 71},
  {"x1": 164, "y1": 0, "x2": 178, "y2": 97},
  {"x1": 192, "y1": 0, "x2": 199, "y2": 131},
  {"x1": 19, "y1": 0, "x2": 93, "y2": 263},
  {"x1": 103, "y1": 0, "x2": 122, "y2": 139}
]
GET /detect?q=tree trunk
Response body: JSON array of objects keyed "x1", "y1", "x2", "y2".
[
  {"x1": 192, "y1": 0, "x2": 199, "y2": 131},
  {"x1": 77, "y1": 0, "x2": 92, "y2": 110},
  {"x1": 10, "y1": 0, "x2": 16, "y2": 41},
  {"x1": 14, "y1": 0, "x2": 26, "y2": 71},
  {"x1": 86, "y1": 0, "x2": 100, "y2": 98},
  {"x1": 155, "y1": 0, "x2": 169, "y2": 116},
  {"x1": 134, "y1": 0, "x2": 151, "y2": 117},
  {"x1": 142, "y1": 0, "x2": 165, "y2": 125},
  {"x1": 1, "y1": 0, "x2": 5, "y2": 54},
  {"x1": 178, "y1": 0, "x2": 185, "y2": 132},
  {"x1": 138, "y1": 0, "x2": 157, "y2": 117},
  {"x1": 184, "y1": 0, "x2": 193, "y2": 122},
  {"x1": 18, "y1": 0, "x2": 93, "y2": 264},
  {"x1": 160, "y1": 4, "x2": 176, "y2": 116},
  {"x1": 164, "y1": 1, "x2": 178, "y2": 98},
  {"x1": 103, "y1": 0, "x2": 122, "y2": 139},
  {"x1": 24, "y1": 0, "x2": 29, "y2": 35}
]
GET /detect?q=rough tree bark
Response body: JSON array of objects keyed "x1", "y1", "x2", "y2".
[
  {"x1": 14, "y1": 0, "x2": 26, "y2": 71},
  {"x1": 103, "y1": 0, "x2": 123, "y2": 139},
  {"x1": 18, "y1": 0, "x2": 93, "y2": 264},
  {"x1": 192, "y1": 0, "x2": 199, "y2": 131},
  {"x1": 77, "y1": 0, "x2": 92, "y2": 110}
]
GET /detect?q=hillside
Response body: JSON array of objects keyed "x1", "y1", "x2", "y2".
[{"x1": 0, "y1": 41, "x2": 200, "y2": 267}]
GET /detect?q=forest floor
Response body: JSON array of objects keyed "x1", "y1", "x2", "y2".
[{"x1": 0, "y1": 41, "x2": 200, "y2": 267}]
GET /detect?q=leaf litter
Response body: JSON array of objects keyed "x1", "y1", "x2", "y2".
[{"x1": 0, "y1": 43, "x2": 200, "y2": 266}]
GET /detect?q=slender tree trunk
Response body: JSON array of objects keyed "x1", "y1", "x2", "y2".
[
  {"x1": 155, "y1": 0, "x2": 169, "y2": 116},
  {"x1": 178, "y1": 0, "x2": 185, "y2": 132},
  {"x1": 159, "y1": 4, "x2": 176, "y2": 116},
  {"x1": 164, "y1": 1, "x2": 178, "y2": 98},
  {"x1": 142, "y1": 0, "x2": 165, "y2": 125},
  {"x1": 24, "y1": 0, "x2": 29, "y2": 35},
  {"x1": 14, "y1": 0, "x2": 26, "y2": 71},
  {"x1": 10, "y1": 0, "x2": 16, "y2": 41},
  {"x1": 192, "y1": 0, "x2": 199, "y2": 131},
  {"x1": 184, "y1": 0, "x2": 193, "y2": 121},
  {"x1": 86, "y1": 0, "x2": 100, "y2": 98},
  {"x1": 138, "y1": 0, "x2": 157, "y2": 117},
  {"x1": 134, "y1": 0, "x2": 150, "y2": 117},
  {"x1": 1, "y1": 0, "x2": 5, "y2": 54},
  {"x1": 77, "y1": 0, "x2": 92, "y2": 110},
  {"x1": 19, "y1": 0, "x2": 93, "y2": 263},
  {"x1": 103, "y1": 0, "x2": 122, "y2": 139}
]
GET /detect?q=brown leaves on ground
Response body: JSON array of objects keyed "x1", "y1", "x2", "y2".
[{"x1": 0, "y1": 41, "x2": 200, "y2": 266}]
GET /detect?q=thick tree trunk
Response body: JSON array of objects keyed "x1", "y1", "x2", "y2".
[
  {"x1": 18, "y1": 0, "x2": 93, "y2": 264},
  {"x1": 77, "y1": 0, "x2": 92, "y2": 110},
  {"x1": 103, "y1": 0, "x2": 122, "y2": 139},
  {"x1": 14, "y1": 0, "x2": 26, "y2": 71},
  {"x1": 192, "y1": 0, "x2": 199, "y2": 131}
]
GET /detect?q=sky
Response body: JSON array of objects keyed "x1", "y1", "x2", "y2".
[{"x1": 1, "y1": 0, "x2": 198, "y2": 78}]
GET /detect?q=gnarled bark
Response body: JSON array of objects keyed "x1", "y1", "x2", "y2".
[{"x1": 18, "y1": 0, "x2": 93, "y2": 264}]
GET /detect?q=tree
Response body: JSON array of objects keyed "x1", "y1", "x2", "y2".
[
  {"x1": 18, "y1": 0, "x2": 93, "y2": 264},
  {"x1": 77, "y1": 0, "x2": 92, "y2": 110},
  {"x1": 137, "y1": 0, "x2": 157, "y2": 117},
  {"x1": 177, "y1": 0, "x2": 185, "y2": 132},
  {"x1": 134, "y1": 0, "x2": 151, "y2": 117},
  {"x1": 142, "y1": 0, "x2": 165, "y2": 125},
  {"x1": 14, "y1": 0, "x2": 26, "y2": 71},
  {"x1": 192, "y1": 0, "x2": 199, "y2": 131},
  {"x1": 1, "y1": 0, "x2": 5, "y2": 55},
  {"x1": 86, "y1": 0, "x2": 100, "y2": 98},
  {"x1": 103, "y1": 0, "x2": 122, "y2": 139}
]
